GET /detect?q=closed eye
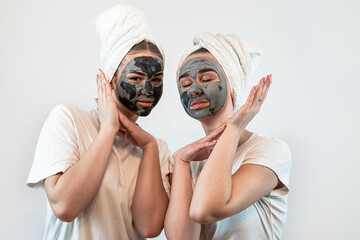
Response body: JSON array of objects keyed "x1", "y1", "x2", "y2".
[
  {"x1": 180, "y1": 77, "x2": 193, "y2": 89},
  {"x1": 198, "y1": 71, "x2": 219, "y2": 85},
  {"x1": 201, "y1": 79, "x2": 212, "y2": 83}
]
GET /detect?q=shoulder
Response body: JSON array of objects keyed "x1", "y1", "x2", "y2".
[
  {"x1": 154, "y1": 137, "x2": 170, "y2": 154},
  {"x1": 248, "y1": 134, "x2": 291, "y2": 161},
  {"x1": 243, "y1": 134, "x2": 292, "y2": 195},
  {"x1": 48, "y1": 104, "x2": 96, "y2": 125},
  {"x1": 243, "y1": 133, "x2": 292, "y2": 176},
  {"x1": 44, "y1": 104, "x2": 75, "y2": 130}
]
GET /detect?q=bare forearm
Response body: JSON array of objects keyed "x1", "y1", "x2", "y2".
[
  {"x1": 165, "y1": 158, "x2": 201, "y2": 240},
  {"x1": 45, "y1": 129, "x2": 116, "y2": 221},
  {"x1": 191, "y1": 125, "x2": 243, "y2": 217},
  {"x1": 132, "y1": 141, "x2": 169, "y2": 237}
]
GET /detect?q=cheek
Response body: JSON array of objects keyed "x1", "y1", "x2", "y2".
[
  {"x1": 153, "y1": 85, "x2": 163, "y2": 101},
  {"x1": 118, "y1": 81, "x2": 137, "y2": 100},
  {"x1": 204, "y1": 83, "x2": 227, "y2": 103},
  {"x1": 180, "y1": 91, "x2": 190, "y2": 107}
]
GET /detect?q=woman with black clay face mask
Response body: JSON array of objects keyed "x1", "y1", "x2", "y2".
[
  {"x1": 26, "y1": 5, "x2": 170, "y2": 240},
  {"x1": 165, "y1": 33, "x2": 291, "y2": 239}
]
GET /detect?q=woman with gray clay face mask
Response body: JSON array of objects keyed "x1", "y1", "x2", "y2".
[
  {"x1": 165, "y1": 33, "x2": 291, "y2": 239},
  {"x1": 26, "y1": 5, "x2": 171, "y2": 240}
]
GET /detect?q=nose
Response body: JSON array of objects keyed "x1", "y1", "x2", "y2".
[
  {"x1": 190, "y1": 88, "x2": 202, "y2": 97},
  {"x1": 141, "y1": 79, "x2": 153, "y2": 96}
]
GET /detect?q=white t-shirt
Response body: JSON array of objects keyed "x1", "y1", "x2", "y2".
[
  {"x1": 27, "y1": 104, "x2": 171, "y2": 240},
  {"x1": 171, "y1": 133, "x2": 291, "y2": 240}
]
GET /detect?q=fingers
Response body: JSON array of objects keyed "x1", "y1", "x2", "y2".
[
  {"x1": 99, "y1": 68, "x2": 106, "y2": 80},
  {"x1": 94, "y1": 98, "x2": 98, "y2": 108},
  {"x1": 96, "y1": 70, "x2": 103, "y2": 103},
  {"x1": 118, "y1": 113, "x2": 131, "y2": 129},
  {"x1": 193, "y1": 140, "x2": 217, "y2": 153},
  {"x1": 255, "y1": 74, "x2": 272, "y2": 108},
  {"x1": 243, "y1": 85, "x2": 258, "y2": 109},
  {"x1": 97, "y1": 68, "x2": 114, "y2": 106},
  {"x1": 118, "y1": 113, "x2": 139, "y2": 135},
  {"x1": 97, "y1": 69, "x2": 106, "y2": 103},
  {"x1": 260, "y1": 74, "x2": 272, "y2": 105},
  {"x1": 251, "y1": 74, "x2": 272, "y2": 108},
  {"x1": 201, "y1": 124, "x2": 226, "y2": 143},
  {"x1": 251, "y1": 77, "x2": 266, "y2": 108},
  {"x1": 116, "y1": 130, "x2": 126, "y2": 138}
]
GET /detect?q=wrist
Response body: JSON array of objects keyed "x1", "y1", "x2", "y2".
[
  {"x1": 174, "y1": 154, "x2": 191, "y2": 166},
  {"x1": 226, "y1": 123, "x2": 245, "y2": 135},
  {"x1": 140, "y1": 138, "x2": 157, "y2": 151},
  {"x1": 98, "y1": 127, "x2": 117, "y2": 138}
]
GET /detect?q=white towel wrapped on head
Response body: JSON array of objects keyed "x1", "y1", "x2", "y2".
[
  {"x1": 96, "y1": 4, "x2": 164, "y2": 81},
  {"x1": 177, "y1": 32, "x2": 261, "y2": 112}
]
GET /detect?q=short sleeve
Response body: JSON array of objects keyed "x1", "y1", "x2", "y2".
[
  {"x1": 27, "y1": 105, "x2": 80, "y2": 191},
  {"x1": 243, "y1": 138, "x2": 292, "y2": 196},
  {"x1": 157, "y1": 138, "x2": 172, "y2": 198},
  {"x1": 169, "y1": 151, "x2": 176, "y2": 175}
]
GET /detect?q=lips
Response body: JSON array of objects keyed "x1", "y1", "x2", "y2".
[
  {"x1": 137, "y1": 99, "x2": 154, "y2": 107},
  {"x1": 190, "y1": 99, "x2": 210, "y2": 110}
]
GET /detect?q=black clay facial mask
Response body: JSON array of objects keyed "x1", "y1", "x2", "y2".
[
  {"x1": 116, "y1": 56, "x2": 163, "y2": 116},
  {"x1": 178, "y1": 57, "x2": 227, "y2": 119}
]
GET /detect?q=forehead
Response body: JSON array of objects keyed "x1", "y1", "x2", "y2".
[
  {"x1": 124, "y1": 56, "x2": 163, "y2": 69},
  {"x1": 179, "y1": 56, "x2": 223, "y2": 76},
  {"x1": 122, "y1": 50, "x2": 163, "y2": 67}
]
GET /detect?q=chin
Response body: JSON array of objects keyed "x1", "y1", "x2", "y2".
[{"x1": 138, "y1": 109, "x2": 152, "y2": 117}]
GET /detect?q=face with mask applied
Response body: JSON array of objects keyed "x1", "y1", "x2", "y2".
[
  {"x1": 178, "y1": 56, "x2": 227, "y2": 119},
  {"x1": 115, "y1": 55, "x2": 164, "y2": 116}
]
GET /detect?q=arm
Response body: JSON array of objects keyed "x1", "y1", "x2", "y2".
[
  {"x1": 44, "y1": 69, "x2": 119, "y2": 222},
  {"x1": 164, "y1": 126, "x2": 225, "y2": 240},
  {"x1": 190, "y1": 75, "x2": 278, "y2": 224},
  {"x1": 117, "y1": 115, "x2": 168, "y2": 238}
]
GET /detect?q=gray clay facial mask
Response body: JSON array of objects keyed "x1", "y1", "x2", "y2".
[
  {"x1": 178, "y1": 57, "x2": 227, "y2": 119},
  {"x1": 116, "y1": 56, "x2": 163, "y2": 116}
]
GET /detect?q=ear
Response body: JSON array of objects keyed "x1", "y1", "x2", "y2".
[
  {"x1": 110, "y1": 74, "x2": 118, "y2": 90},
  {"x1": 109, "y1": 80, "x2": 115, "y2": 90}
]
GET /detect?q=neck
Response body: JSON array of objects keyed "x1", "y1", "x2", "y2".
[
  {"x1": 119, "y1": 105, "x2": 139, "y2": 123},
  {"x1": 200, "y1": 111, "x2": 232, "y2": 136},
  {"x1": 199, "y1": 100, "x2": 234, "y2": 135},
  {"x1": 199, "y1": 103, "x2": 253, "y2": 147}
]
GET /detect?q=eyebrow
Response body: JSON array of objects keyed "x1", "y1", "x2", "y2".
[
  {"x1": 179, "y1": 72, "x2": 190, "y2": 79},
  {"x1": 198, "y1": 68, "x2": 217, "y2": 74},
  {"x1": 128, "y1": 70, "x2": 147, "y2": 76},
  {"x1": 154, "y1": 72, "x2": 164, "y2": 77}
]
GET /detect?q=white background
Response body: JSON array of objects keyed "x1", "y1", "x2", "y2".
[{"x1": 1, "y1": 0, "x2": 359, "y2": 239}]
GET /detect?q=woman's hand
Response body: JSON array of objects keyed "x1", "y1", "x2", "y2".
[
  {"x1": 117, "y1": 113, "x2": 156, "y2": 150},
  {"x1": 229, "y1": 74, "x2": 272, "y2": 130},
  {"x1": 96, "y1": 69, "x2": 120, "y2": 134},
  {"x1": 175, "y1": 124, "x2": 226, "y2": 164}
]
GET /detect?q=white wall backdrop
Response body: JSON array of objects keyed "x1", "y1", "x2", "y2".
[{"x1": 1, "y1": 0, "x2": 359, "y2": 239}]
